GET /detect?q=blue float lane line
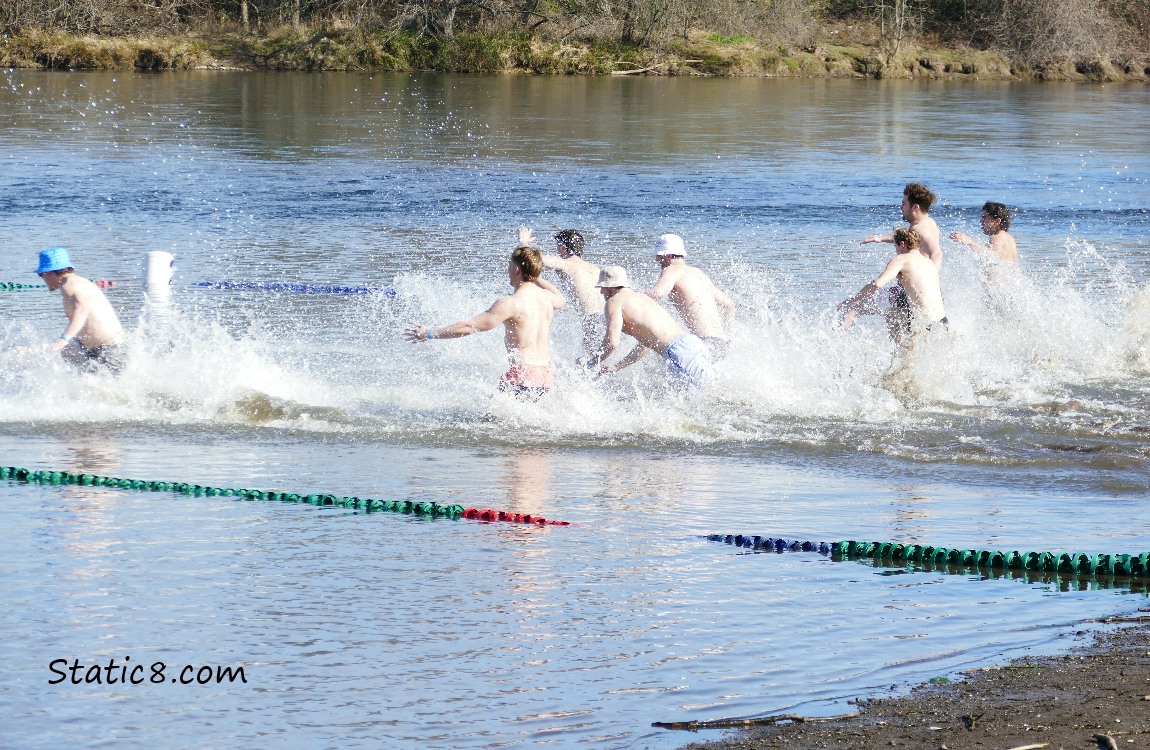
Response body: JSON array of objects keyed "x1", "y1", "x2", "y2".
[
  {"x1": 191, "y1": 281, "x2": 396, "y2": 296},
  {"x1": 3, "y1": 280, "x2": 396, "y2": 296}
]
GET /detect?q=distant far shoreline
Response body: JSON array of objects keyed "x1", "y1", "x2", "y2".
[{"x1": 3, "y1": 28, "x2": 1148, "y2": 82}]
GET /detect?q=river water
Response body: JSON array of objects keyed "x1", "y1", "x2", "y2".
[{"x1": 1, "y1": 71, "x2": 1149, "y2": 749}]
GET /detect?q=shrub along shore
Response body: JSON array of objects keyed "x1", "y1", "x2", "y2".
[{"x1": 2, "y1": 26, "x2": 1149, "y2": 81}]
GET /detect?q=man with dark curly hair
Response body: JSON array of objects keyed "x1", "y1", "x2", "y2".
[
  {"x1": 864, "y1": 182, "x2": 942, "y2": 269},
  {"x1": 951, "y1": 201, "x2": 1018, "y2": 270},
  {"x1": 861, "y1": 183, "x2": 943, "y2": 331},
  {"x1": 536, "y1": 227, "x2": 604, "y2": 355}
]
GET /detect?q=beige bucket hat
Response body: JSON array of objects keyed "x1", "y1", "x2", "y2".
[{"x1": 595, "y1": 266, "x2": 632, "y2": 288}]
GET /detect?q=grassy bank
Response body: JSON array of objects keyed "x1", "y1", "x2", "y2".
[{"x1": 3, "y1": 26, "x2": 1149, "y2": 81}]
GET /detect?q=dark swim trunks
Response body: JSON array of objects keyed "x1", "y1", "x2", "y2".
[
  {"x1": 72, "y1": 342, "x2": 126, "y2": 375},
  {"x1": 889, "y1": 284, "x2": 912, "y2": 337}
]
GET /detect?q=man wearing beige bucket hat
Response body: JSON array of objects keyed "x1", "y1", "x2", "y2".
[
  {"x1": 647, "y1": 233, "x2": 735, "y2": 358},
  {"x1": 591, "y1": 265, "x2": 714, "y2": 391}
]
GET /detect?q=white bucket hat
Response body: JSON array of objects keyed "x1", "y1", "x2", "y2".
[
  {"x1": 595, "y1": 266, "x2": 632, "y2": 288},
  {"x1": 654, "y1": 234, "x2": 686, "y2": 257}
]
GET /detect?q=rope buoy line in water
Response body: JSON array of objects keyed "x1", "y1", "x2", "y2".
[
  {"x1": 191, "y1": 281, "x2": 396, "y2": 297},
  {"x1": 708, "y1": 534, "x2": 1150, "y2": 581},
  {"x1": 1, "y1": 466, "x2": 570, "y2": 527},
  {"x1": 1, "y1": 280, "x2": 116, "y2": 291},
  {"x1": 3, "y1": 279, "x2": 389, "y2": 296}
]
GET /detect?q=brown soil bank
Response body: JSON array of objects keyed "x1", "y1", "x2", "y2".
[
  {"x1": 677, "y1": 614, "x2": 1150, "y2": 750},
  {"x1": 2, "y1": 28, "x2": 1149, "y2": 81}
]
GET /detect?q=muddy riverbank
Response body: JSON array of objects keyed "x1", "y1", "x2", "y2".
[{"x1": 680, "y1": 614, "x2": 1150, "y2": 750}]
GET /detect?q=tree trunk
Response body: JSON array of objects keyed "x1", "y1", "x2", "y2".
[{"x1": 442, "y1": 3, "x2": 456, "y2": 37}]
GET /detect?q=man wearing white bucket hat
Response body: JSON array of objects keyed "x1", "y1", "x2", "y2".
[
  {"x1": 592, "y1": 265, "x2": 714, "y2": 391},
  {"x1": 647, "y1": 234, "x2": 736, "y2": 358},
  {"x1": 35, "y1": 247, "x2": 126, "y2": 374}
]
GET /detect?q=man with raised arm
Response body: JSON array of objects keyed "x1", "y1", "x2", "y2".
[
  {"x1": 861, "y1": 183, "x2": 942, "y2": 333},
  {"x1": 404, "y1": 236, "x2": 566, "y2": 399},
  {"x1": 839, "y1": 227, "x2": 947, "y2": 344},
  {"x1": 950, "y1": 201, "x2": 1019, "y2": 270},
  {"x1": 646, "y1": 233, "x2": 736, "y2": 358},
  {"x1": 36, "y1": 247, "x2": 127, "y2": 374},
  {"x1": 591, "y1": 266, "x2": 714, "y2": 391},
  {"x1": 533, "y1": 227, "x2": 604, "y2": 355},
  {"x1": 863, "y1": 183, "x2": 943, "y2": 268}
]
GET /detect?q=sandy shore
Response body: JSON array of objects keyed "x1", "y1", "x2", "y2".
[{"x1": 676, "y1": 613, "x2": 1150, "y2": 750}]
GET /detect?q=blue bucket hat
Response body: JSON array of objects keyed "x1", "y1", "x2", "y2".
[{"x1": 36, "y1": 247, "x2": 73, "y2": 275}]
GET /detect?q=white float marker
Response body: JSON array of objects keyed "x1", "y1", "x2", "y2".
[{"x1": 145, "y1": 251, "x2": 175, "y2": 297}]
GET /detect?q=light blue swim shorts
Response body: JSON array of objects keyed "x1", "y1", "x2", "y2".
[{"x1": 663, "y1": 333, "x2": 715, "y2": 390}]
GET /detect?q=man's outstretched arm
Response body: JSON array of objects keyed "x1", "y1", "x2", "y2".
[{"x1": 405, "y1": 299, "x2": 511, "y2": 342}]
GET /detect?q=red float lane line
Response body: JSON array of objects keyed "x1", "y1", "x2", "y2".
[{"x1": 461, "y1": 507, "x2": 571, "y2": 526}]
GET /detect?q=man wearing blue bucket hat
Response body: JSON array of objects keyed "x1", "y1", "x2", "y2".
[{"x1": 36, "y1": 247, "x2": 126, "y2": 374}]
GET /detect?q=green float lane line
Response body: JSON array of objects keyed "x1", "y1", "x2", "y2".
[
  {"x1": 2, "y1": 465, "x2": 572, "y2": 526},
  {"x1": 709, "y1": 534, "x2": 1150, "y2": 580},
  {"x1": 1, "y1": 465, "x2": 462, "y2": 517}
]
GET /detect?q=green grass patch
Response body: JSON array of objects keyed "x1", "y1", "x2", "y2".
[{"x1": 706, "y1": 33, "x2": 754, "y2": 46}]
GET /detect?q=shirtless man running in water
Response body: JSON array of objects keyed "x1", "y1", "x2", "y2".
[
  {"x1": 861, "y1": 183, "x2": 942, "y2": 337},
  {"x1": 405, "y1": 238, "x2": 566, "y2": 399},
  {"x1": 646, "y1": 233, "x2": 736, "y2": 358},
  {"x1": 839, "y1": 227, "x2": 947, "y2": 344},
  {"x1": 36, "y1": 247, "x2": 127, "y2": 374},
  {"x1": 863, "y1": 183, "x2": 942, "y2": 268},
  {"x1": 591, "y1": 266, "x2": 715, "y2": 391},
  {"x1": 535, "y1": 227, "x2": 604, "y2": 355},
  {"x1": 950, "y1": 201, "x2": 1019, "y2": 271}
]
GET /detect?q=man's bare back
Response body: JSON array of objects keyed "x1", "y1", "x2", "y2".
[
  {"x1": 495, "y1": 280, "x2": 562, "y2": 365},
  {"x1": 890, "y1": 252, "x2": 946, "y2": 322},
  {"x1": 594, "y1": 266, "x2": 716, "y2": 390},
  {"x1": 648, "y1": 259, "x2": 735, "y2": 340},
  {"x1": 57, "y1": 274, "x2": 125, "y2": 349},
  {"x1": 841, "y1": 228, "x2": 947, "y2": 342},
  {"x1": 404, "y1": 244, "x2": 565, "y2": 394},
  {"x1": 544, "y1": 254, "x2": 604, "y2": 316},
  {"x1": 909, "y1": 214, "x2": 942, "y2": 269},
  {"x1": 607, "y1": 288, "x2": 685, "y2": 356}
]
